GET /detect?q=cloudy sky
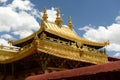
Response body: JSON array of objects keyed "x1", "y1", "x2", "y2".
[{"x1": 0, "y1": 0, "x2": 120, "y2": 58}]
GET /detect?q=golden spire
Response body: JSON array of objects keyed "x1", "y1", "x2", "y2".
[
  {"x1": 68, "y1": 16, "x2": 73, "y2": 29},
  {"x1": 42, "y1": 7, "x2": 48, "y2": 21},
  {"x1": 8, "y1": 39, "x2": 14, "y2": 46},
  {"x1": 55, "y1": 8, "x2": 63, "y2": 26}
]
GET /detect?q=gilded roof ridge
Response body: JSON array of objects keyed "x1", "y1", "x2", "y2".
[
  {"x1": 12, "y1": 7, "x2": 108, "y2": 47},
  {"x1": 12, "y1": 28, "x2": 42, "y2": 46},
  {"x1": 44, "y1": 21, "x2": 107, "y2": 47}
]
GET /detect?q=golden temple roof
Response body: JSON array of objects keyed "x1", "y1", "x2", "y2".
[
  {"x1": 0, "y1": 40, "x2": 108, "y2": 64},
  {"x1": 12, "y1": 8, "x2": 109, "y2": 47},
  {"x1": 43, "y1": 21, "x2": 108, "y2": 47},
  {"x1": 0, "y1": 44, "x2": 36, "y2": 64},
  {"x1": 68, "y1": 16, "x2": 73, "y2": 29},
  {"x1": 0, "y1": 8, "x2": 109, "y2": 65},
  {"x1": 12, "y1": 20, "x2": 108, "y2": 47}
]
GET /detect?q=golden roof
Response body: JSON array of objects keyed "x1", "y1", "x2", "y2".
[
  {"x1": 0, "y1": 8, "x2": 109, "y2": 65},
  {"x1": 12, "y1": 10, "x2": 109, "y2": 48},
  {"x1": 43, "y1": 21, "x2": 108, "y2": 47},
  {"x1": 12, "y1": 19, "x2": 108, "y2": 48},
  {"x1": 42, "y1": 7, "x2": 48, "y2": 21},
  {"x1": 68, "y1": 16, "x2": 73, "y2": 29},
  {"x1": 0, "y1": 44, "x2": 36, "y2": 64},
  {"x1": 0, "y1": 39, "x2": 108, "y2": 64},
  {"x1": 55, "y1": 8, "x2": 63, "y2": 26}
]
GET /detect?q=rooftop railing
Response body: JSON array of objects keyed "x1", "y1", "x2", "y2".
[
  {"x1": 38, "y1": 37, "x2": 108, "y2": 64},
  {"x1": 0, "y1": 45, "x2": 20, "y2": 52}
]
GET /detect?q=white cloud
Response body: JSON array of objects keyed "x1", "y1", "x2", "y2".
[
  {"x1": 115, "y1": 16, "x2": 120, "y2": 23},
  {"x1": 0, "y1": 7, "x2": 39, "y2": 38},
  {"x1": 0, "y1": 7, "x2": 19, "y2": 32},
  {"x1": 79, "y1": 16, "x2": 120, "y2": 57},
  {"x1": 8, "y1": 0, "x2": 34, "y2": 11},
  {"x1": 0, "y1": 38, "x2": 10, "y2": 46},
  {"x1": 11, "y1": 11, "x2": 39, "y2": 31},
  {"x1": 47, "y1": 7, "x2": 57, "y2": 22},
  {"x1": 0, "y1": 0, "x2": 58, "y2": 47},
  {"x1": 12, "y1": 30, "x2": 33, "y2": 39},
  {"x1": 1, "y1": 34, "x2": 14, "y2": 40},
  {"x1": 0, "y1": 0, "x2": 7, "y2": 3},
  {"x1": 0, "y1": 0, "x2": 41, "y2": 46},
  {"x1": 78, "y1": 25, "x2": 94, "y2": 31},
  {"x1": 114, "y1": 52, "x2": 120, "y2": 57},
  {"x1": 0, "y1": 0, "x2": 40, "y2": 41}
]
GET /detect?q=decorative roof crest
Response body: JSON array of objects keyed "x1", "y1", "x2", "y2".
[
  {"x1": 55, "y1": 8, "x2": 63, "y2": 26},
  {"x1": 68, "y1": 16, "x2": 73, "y2": 29},
  {"x1": 42, "y1": 7, "x2": 48, "y2": 21},
  {"x1": 104, "y1": 40, "x2": 110, "y2": 46}
]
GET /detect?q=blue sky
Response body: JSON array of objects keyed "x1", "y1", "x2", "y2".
[
  {"x1": 0, "y1": 0, "x2": 120, "y2": 57},
  {"x1": 31, "y1": 0, "x2": 120, "y2": 36},
  {"x1": 31, "y1": 0, "x2": 120, "y2": 25}
]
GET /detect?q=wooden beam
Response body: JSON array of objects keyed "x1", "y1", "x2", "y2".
[
  {"x1": 2, "y1": 64, "x2": 7, "y2": 80},
  {"x1": 11, "y1": 63, "x2": 15, "y2": 79},
  {"x1": 47, "y1": 67, "x2": 67, "y2": 71},
  {"x1": 75, "y1": 62, "x2": 80, "y2": 68},
  {"x1": 59, "y1": 59, "x2": 67, "y2": 68}
]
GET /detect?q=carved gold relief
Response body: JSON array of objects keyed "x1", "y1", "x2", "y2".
[
  {"x1": 40, "y1": 32, "x2": 46, "y2": 40},
  {"x1": 38, "y1": 39, "x2": 108, "y2": 64},
  {"x1": 0, "y1": 7, "x2": 109, "y2": 65}
]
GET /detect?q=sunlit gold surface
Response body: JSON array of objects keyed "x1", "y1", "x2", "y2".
[
  {"x1": 0, "y1": 36, "x2": 108, "y2": 64},
  {"x1": 55, "y1": 8, "x2": 63, "y2": 26},
  {"x1": 12, "y1": 28, "x2": 42, "y2": 46},
  {"x1": 12, "y1": 21, "x2": 108, "y2": 47},
  {"x1": 12, "y1": 7, "x2": 109, "y2": 47},
  {"x1": 37, "y1": 38, "x2": 108, "y2": 64},
  {"x1": 68, "y1": 16, "x2": 73, "y2": 29},
  {"x1": 0, "y1": 44, "x2": 36, "y2": 64},
  {"x1": 44, "y1": 21, "x2": 107, "y2": 47},
  {"x1": 42, "y1": 7, "x2": 48, "y2": 21}
]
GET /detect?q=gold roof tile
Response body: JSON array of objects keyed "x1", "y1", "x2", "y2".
[
  {"x1": 44, "y1": 21, "x2": 106, "y2": 47},
  {"x1": 12, "y1": 20, "x2": 107, "y2": 47}
]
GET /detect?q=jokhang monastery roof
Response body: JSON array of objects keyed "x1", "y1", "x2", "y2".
[
  {"x1": 25, "y1": 59, "x2": 120, "y2": 80},
  {"x1": 0, "y1": 7, "x2": 109, "y2": 64},
  {"x1": 12, "y1": 8, "x2": 109, "y2": 48},
  {"x1": 42, "y1": 21, "x2": 108, "y2": 47}
]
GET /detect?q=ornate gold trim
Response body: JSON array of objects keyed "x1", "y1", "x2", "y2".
[
  {"x1": 37, "y1": 39, "x2": 108, "y2": 64},
  {"x1": 44, "y1": 21, "x2": 107, "y2": 47},
  {"x1": 12, "y1": 28, "x2": 43, "y2": 46},
  {"x1": 0, "y1": 43, "x2": 36, "y2": 64}
]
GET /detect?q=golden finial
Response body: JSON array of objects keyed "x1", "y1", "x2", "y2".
[
  {"x1": 42, "y1": 7, "x2": 48, "y2": 21},
  {"x1": 8, "y1": 39, "x2": 13, "y2": 46},
  {"x1": 57, "y1": 8, "x2": 61, "y2": 17},
  {"x1": 104, "y1": 40, "x2": 110, "y2": 46},
  {"x1": 55, "y1": 8, "x2": 63, "y2": 26},
  {"x1": 68, "y1": 16, "x2": 73, "y2": 29}
]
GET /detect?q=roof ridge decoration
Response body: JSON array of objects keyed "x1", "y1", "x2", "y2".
[
  {"x1": 104, "y1": 40, "x2": 110, "y2": 46},
  {"x1": 55, "y1": 8, "x2": 63, "y2": 27},
  {"x1": 12, "y1": 7, "x2": 110, "y2": 48},
  {"x1": 42, "y1": 7, "x2": 48, "y2": 21},
  {"x1": 8, "y1": 39, "x2": 14, "y2": 46},
  {"x1": 68, "y1": 16, "x2": 73, "y2": 30},
  {"x1": 33, "y1": 32, "x2": 39, "y2": 48}
]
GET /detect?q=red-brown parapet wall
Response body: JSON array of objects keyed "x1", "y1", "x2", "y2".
[{"x1": 25, "y1": 59, "x2": 120, "y2": 80}]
